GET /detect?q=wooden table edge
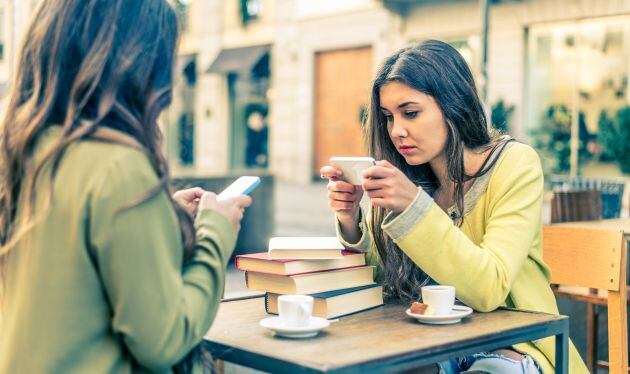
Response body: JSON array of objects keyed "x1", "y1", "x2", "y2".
[{"x1": 204, "y1": 310, "x2": 569, "y2": 373}]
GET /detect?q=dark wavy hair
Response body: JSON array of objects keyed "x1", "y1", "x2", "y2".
[
  {"x1": 0, "y1": 0, "x2": 207, "y2": 371},
  {"x1": 365, "y1": 40, "x2": 509, "y2": 300}
]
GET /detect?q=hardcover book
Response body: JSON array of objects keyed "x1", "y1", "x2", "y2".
[
  {"x1": 235, "y1": 251, "x2": 365, "y2": 275},
  {"x1": 265, "y1": 284, "x2": 384, "y2": 319}
]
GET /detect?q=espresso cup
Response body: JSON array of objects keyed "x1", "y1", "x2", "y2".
[
  {"x1": 277, "y1": 295, "x2": 314, "y2": 327},
  {"x1": 421, "y1": 285, "x2": 456, "y2": 316}
]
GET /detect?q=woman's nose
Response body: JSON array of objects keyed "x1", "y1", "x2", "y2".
[{"x1": 390, "y1": 119, "x2": 408, "y2": 138}]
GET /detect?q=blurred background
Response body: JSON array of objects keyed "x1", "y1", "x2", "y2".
[
  {"x1": 0, "y1": 1, "x2": 629, "y2": 371},
  {"x1": 2, "y1": 0, "x2": 629, "y2": 185}
]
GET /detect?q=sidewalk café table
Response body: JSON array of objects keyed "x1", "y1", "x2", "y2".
[
  {"x1": 204, "y1": 295, "x2": 570, "y2": 373},
  {"x1": 552, "y1": 218, "x2": 630, "y2": 238}
]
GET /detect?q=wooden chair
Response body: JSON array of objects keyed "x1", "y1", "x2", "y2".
[
  {"x1": 550, "y1": 190, "x2": 602, "y2": 224},
  {"x1": 550, "y1": 189, "x2": 604, "y2": 372},
  {"x1": 550, "y1": 176, "x2": 625, "y2": 220},
  {"x1": 543, "y1": 226, "x2": 628, "y2": 373}
]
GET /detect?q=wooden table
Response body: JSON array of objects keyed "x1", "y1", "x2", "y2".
[
  {"x1": 204, "y1": 296, "x2": 569, "y2": 373},
  {"x1": 554, "y1": 218, "x2": 630, "y2": 237}
]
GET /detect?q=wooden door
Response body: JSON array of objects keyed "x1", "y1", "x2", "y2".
[{"x1": 314, "y1": 47, "x2": 372, "y2": 178}]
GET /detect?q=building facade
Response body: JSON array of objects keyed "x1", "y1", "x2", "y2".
[
  {"x1": 0, "y1": 0, "x2": 40, "y2": 106},
  {"x1": 171, "y1": 0, "x2": 402, "y2": 182},
  {"x1": 170, "y1": 0, "x2": 629, "y2": 184},
  {"x1": 0, "y1": 0, "x2": 628, "y2": 183}
]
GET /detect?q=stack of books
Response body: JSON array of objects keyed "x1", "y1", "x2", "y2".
[{"x1": 235, "y1": 236, "x2": 384, "y2": 319}]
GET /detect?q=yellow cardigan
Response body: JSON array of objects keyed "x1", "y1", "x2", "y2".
[{"x1": 338, "y1": 142, "x2": 588, "y2": 374}]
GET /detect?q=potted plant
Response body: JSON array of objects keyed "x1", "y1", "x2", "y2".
[
  {"x1": 491, "y1": 99, "x2": 515, "y2": 134},
  {"x1": 530, "y1": 104, "x2": 592, "y2": 175},
  {"x1": 598, "y1": 106, "x2": 630, "y2": 174}
]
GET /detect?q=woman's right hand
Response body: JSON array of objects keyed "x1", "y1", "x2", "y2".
[
  {"x1": 320, "y1": 165, "x2": 363, "y2": 225},
  {"x1": 199, "y1": 192, "x2": 253, "y2": 233}
]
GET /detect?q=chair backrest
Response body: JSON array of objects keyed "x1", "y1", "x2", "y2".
[
  {"x1": 550, "y1": 190, "x2": 602, "y2": 223},
  {"x1": 543, "y1": 226, "x2": 628, "y2": 373},
  {"x1": 550, "y1": 175, "x2": 627, "y2": 219}
]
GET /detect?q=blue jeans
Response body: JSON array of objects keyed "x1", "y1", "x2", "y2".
[{"x1": 437, "y1": 351, "x2": 541, "y2": 374}]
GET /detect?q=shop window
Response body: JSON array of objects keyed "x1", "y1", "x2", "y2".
[
  {"x1": 526, "y1": 16, "x2": 629, "y2": 172},
  {"x1": 164, "y1": 55, "x2": 196, "y2": 168},
  {"x1": 178, "y1": 58, "x2": 196, "y2": 165},
  {"x1": 228, "y1": 51, "x2": 270, "y2": 170}
]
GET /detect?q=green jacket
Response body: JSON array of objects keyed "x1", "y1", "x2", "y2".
[
  {"x1": 0, "y1": 126, "x2": 236, "y2": 373},
  {"x1": 338, "y1": 142, "x2": 588, "y2": 374}
]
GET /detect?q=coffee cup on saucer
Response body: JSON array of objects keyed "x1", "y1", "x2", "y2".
[
  {"x1": 421, "y1": 285, "x2": 456, "y2": 316},
  {"x1": 278, "y1": 295, "x2": 314, "y2": 327}
]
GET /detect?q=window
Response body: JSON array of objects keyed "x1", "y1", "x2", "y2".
[
  {"x1": 228, "y1": 51, "x2": 270, "y2": 169},
  {"x1": 177, "y1": 56, "x2": 196, "y2": 166},
  {"x1": 241, "y1": 0, "x2": 262, "y2": 26},
  {"x1": 164, "y1": 55, "x2": 197, "y2": 168},
  {"x1": 526, "y1": 16, "x2": 630, "y2": 172}
]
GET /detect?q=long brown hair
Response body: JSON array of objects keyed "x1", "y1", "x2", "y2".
[
  {"x1": 0, "y1": 0, "x2": 195, "y2": 257},
  {"x1": 0, "y1": 0, "x2": 203, "y2": 371},
  {"x1": 365, "y1": 40, "x2": 509, "y2": 300}
]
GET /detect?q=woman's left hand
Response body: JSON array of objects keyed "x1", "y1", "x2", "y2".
[
  {"x1": 173, "y1": 187, "x2": 206, "y2": 216},
  {"x1": 362, "y1": 160, "x2": 419, "y2": 213}
]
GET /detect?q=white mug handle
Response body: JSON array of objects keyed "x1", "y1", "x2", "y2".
[{"x1": 298, "y1": 302, "x2": 310, "y2": 320}]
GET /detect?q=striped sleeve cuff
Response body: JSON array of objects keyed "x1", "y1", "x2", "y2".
[
  {"x1": 335, "y1": 208, "x2": 372, "y2": 253},
  {"x1": 382, "y1": 187, "x2": 433, "y2": 242}
]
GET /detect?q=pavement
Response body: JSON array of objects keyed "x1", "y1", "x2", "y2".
[
  {"x1": 271, "y1": 180, "x2": 338, "y2": 237},
  {"x1": 223, "y1": 181, "x2": 333, "y2": 374},
  {"x1": 224, "y1": 181, "x2": 334, "y2": 299}
]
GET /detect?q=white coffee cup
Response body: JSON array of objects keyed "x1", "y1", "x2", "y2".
[
  {"x1": 421, "y1": 285, "x2": 456, "y2": 316},
  {"x1": 277, "y1": 295, "x2": 314, "y2": 327}
]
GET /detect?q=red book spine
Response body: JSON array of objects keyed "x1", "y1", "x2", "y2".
[{"x1": 242, "y1": 264, "x2": 366, "y2": 277}]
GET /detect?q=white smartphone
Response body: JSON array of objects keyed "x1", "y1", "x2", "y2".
[
  {"x1": 329, "y1": 157, "x2": 376, "y2": 185},
  {"x1": 217, "y1": 176, "x2": 261, "y2": 201}
]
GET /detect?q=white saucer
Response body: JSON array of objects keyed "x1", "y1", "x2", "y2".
[
  {"x1": 406, "y1": 305, "x2": 473, "y2": 325},
  {"x1": 260, "y1": 316, "x2": 330, "y2": 338}
]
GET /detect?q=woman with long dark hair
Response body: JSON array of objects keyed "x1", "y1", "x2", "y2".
[
  {"x1": 0, "y1": 0, "x2": 250, "y2": 372},
  {"x1": 321, "y1": 40, "x2": 587, "y2": 373}
]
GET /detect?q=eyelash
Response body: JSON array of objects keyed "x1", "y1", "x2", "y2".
[
  {"x1": 405, "y1": 111, "x2": 419, "y2": 119},
  {"x1": 383, "y1": 111, "x2": 419, "y2": 122}
]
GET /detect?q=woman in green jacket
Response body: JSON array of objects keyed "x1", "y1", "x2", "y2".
[
  {"x1": 321, "y1": 40, "x2": 587, "y2": 373},
  {"x1": 0, "y1": 0, "x2": 250, "y2": 372}
]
